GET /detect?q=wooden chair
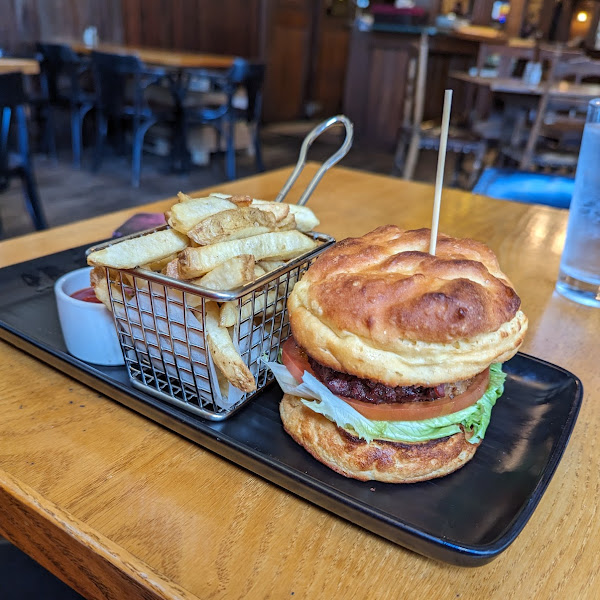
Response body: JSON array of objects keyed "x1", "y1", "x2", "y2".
[
  {"x1": 464, "y1": 42, "x2": 542, "y2": 149},
  {"x1": 518, "y1": 57, "x2": 600, "y2": 170},
  {"x1": 35, "y1": 42, "x2": 95, "y2": 168},
  {"x1": 394, "y1": 33, "x2": 488, "y2": 189},
  {"x1": 90, "y1": 51, "x2": 173, "y2": 187},
  {"x1": 0, "y1": 72, "x2": 47, "y2": 233},
  {"x1": 185, "y1": 58, "x2": 266, "y2": 180},
  {"x1": 475, "y1": 42, "x2": 536, "y2": 78}
]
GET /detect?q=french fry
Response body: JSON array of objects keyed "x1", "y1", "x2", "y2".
[
  {"x1": 220, "y1": 275, "x2": 293, "y2": 328},
  {"x1": 193, "y1": 255, "x2": 255, "y2": 290},
  {"x1": 187, "y1": 207, "x2": 296, "y2": 246},
  {"x1": 87, "y1": 229, "x2": 189, "y2": 269},
  {"x1": 143, "y1": 252, "x2": 178, "y2": 273},
  {"x1": 168, "y1": 196, "x2": 236, "y2": 233},
  {"x1": 162, "y1": 258, "x2": 181, "y2": 280},
  {"x1": 178, "y1": 231, "x2": 318, "y2": 279},
  {"x1": 251, "y1": 199, "x2": 319, "y2": 232},
  {"x1": 228, "y1": 194, "x2": 252, "y2": 207},
  {"x1": 249, "y1": 201, "x2": 289, "y2": 222},
  {"x1": 218, "y1": 265, "x2": 266, "y2": 327},
  {"x1": 204, "y1": 302, "x2": 256, "y2": 392},
  {"x1": 163, "y1": 255, "x2": 255, "y2": 308},
  {"x1": 257, "y1": 259, "x2": 286, "y2": 273},
  {"x1": 178, "y1": 192, "x2": 319, "y2": 231},
  {"x1": 90, "y1": 266, "x2": 112, "y2": 310},
  {"x1": 208, "y1": 192, "x2": 235, "y2": 200}
]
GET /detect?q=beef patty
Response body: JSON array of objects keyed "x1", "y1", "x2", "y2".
[{"x1": 307, "y1": 356, "x2": 446, "y2": 404}]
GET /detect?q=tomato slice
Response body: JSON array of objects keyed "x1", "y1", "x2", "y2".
[{"x1": 280, "y1": 337, "x2": 490, "y2": 422}]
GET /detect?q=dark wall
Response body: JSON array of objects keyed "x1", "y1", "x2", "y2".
[
  {"x1": 0, "y1": 0, "x2": 123, "y2": 52},
  {"x1": 121, "y1": 0, "x2": 265, "y2": 58},
  {"x1": 0, "y1": 0, "x2": 349, "y2": 124}
]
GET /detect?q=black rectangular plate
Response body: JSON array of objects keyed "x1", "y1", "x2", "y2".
[{"x1": 0, "y1": 245, "x2": 582, "y2": 566}]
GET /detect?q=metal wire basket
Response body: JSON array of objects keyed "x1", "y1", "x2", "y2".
[
  {"x1": 87, "y1": 231, "x2": 334, "y2": 420},
  {"x1": 86, "y1": 115, "x2": 353, "y2": 421}
]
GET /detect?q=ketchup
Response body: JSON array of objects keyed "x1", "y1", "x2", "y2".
[{"x1": 70, "y1": 286, "x2": 102, "y2": 303}]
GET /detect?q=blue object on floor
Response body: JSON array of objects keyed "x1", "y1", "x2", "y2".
[{"x1": 472, "y1": 168, "x2": 574, "y2": 209}]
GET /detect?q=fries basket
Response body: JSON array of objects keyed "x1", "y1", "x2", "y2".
[
  {"x1": 85, "y1": 114, "x2": 352, "y2": 421},
  {"x1": 86, "y1": 229, "x2": 334, "y2": 420}
]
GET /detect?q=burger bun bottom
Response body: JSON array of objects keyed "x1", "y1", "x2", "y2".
[{"x1": 279, "y1": 394, "x2": 480, "y2": 483}]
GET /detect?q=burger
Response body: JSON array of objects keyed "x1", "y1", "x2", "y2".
[{"x1": 271, "y1": 226, "x2": 528, "y2": 483}]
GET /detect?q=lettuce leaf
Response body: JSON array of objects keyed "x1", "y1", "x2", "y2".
[{"x1": 267, "y1": 359, "x2": 506, "y2": 444}]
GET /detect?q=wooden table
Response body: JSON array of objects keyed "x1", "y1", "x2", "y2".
[
  {"x1": 0, "y1": 164, "x2": 598, "y2": 599},
  {"x1": 69, "y1": 42, "x2": 235, "y2": 70},
  {"x1": 0, "y1": 58, "x2": 40, "y2": 75},
  {"x1": 451, "y1": 71, "x2": 600, "y2": 99}
]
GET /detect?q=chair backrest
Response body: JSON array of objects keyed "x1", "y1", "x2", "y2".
[
  {"x1": 538, "y1": 44, "x2": 584, "y2": 77},
  {"x1": 518, "y1": 57, "x2": 600, "y2": 169},
  {"x1": 0, "y1": 71, "x2": 27, "y2": 108},
  {"x1": 475, "y1": 43, "x2": 536, "y2": 78},
  {"x1": 36, "y1": 42, "x2": 85, "y2": 101},
  {"x1": 400, "y1": 33, "x2": 429, "y2": 131},
  {"x1": 227, "y1": 58, "x2": 266, "y2": 122},
  {"x1": 90, "y1": 51, "x2": 145, "y2": 115},
  {"x1": 553, "y1": 56, "x2": 600, "y2": 83}
]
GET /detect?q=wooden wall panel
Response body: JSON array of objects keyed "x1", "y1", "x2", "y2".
[
  {"x1": 344, "y1": 30, "x2": 479, "y2": 150},
  {"x1": 365, "y1": 47, "x2": 410, "y2": 149},
  {"x1": 120, "y1": 0, "x2": 263, "y2": 58},
  {"x1": 261, "y1": 0, "x2": 315, "y2": 122},
  {"x1": 0, "y1": 0, "x2": 123, "y2": 53},
  {"x1": 311, "y1": 20, "x2": 351, "y2": 116}
]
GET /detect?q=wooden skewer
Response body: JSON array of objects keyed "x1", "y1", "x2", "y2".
[{"x1": 429, "y1": 89, "x2": 453, "y2": 255}]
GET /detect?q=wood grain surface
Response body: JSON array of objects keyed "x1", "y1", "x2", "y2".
[
  {"x1": 70, "y1": 42, "x2": 235, "y2": 69},
  {"x1": 0, "y1": 164, "x2": 598, "y2": 600},
  {"x1": 451, "y1": 70, "x2": 600, "y2": 99},
  {"x1": 0, "y1": 58, "x2": 40, "y2": 75}
]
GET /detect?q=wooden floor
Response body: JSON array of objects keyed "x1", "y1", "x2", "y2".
[{"x1": 0, "y1": 122, "x2": 444, "y2": 240}]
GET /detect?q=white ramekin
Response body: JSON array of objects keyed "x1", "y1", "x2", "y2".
[{"x1": 54, "y1": 266, "x2": 125, "y2": 366}]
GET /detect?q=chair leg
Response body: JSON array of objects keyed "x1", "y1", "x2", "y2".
[
  {"x1": 42, "y1": 105, "x2": 58, "y2": 160},
  {"x1": 131, "y1": 119, "x2": 155, "y2": 188},
  {"x1": 403, "y1": 132, "x2": 421, "y2": 180},
  {"x1": 20, "y1": 166, "x2": 48, "y2": 230},
  {"x1": 467, "y1": 145, "x2": 487, "y2": 190},
  {"x1": 15, "y1": 105, "x2": 47, "y2": 230},
  {"x1": 71, "y1": 108, "x2": 82, "y2": 168},
  {"x1": 132, "y1": 128, "x2": 143, "y2": 188},
  {"x1": 93, "y1": 112, "x2": 107, "y2": 172},
  {"x1": 253, "y1": 123, "x2": 264, "y2": 173},
  {"x1": 225, "y1": 116, "x2": 236, "y2": 180},
  {"x1": 450, "y1": 152, "x2": 464, "y2": 188},
  {"x1": 393, "y1": 132, "x2": 408, "y2": 175},
  {"x1": 116, "y1": 117, "x2": 127, "y2": 156}
]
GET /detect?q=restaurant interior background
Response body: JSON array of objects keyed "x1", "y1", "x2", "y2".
[
  {"x1": 0, "y1": 0, "x2": 600, "y2": 237},
  {"x1": 1, "y1": 1, "x2": 600, "y2": 597},
  {"x1": 1, "y1": 0, "x2": 599, "y2": 241}
]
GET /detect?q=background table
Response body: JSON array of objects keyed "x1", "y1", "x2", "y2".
[
  {"x1": 0, "y1": 58, "x2": 39, "y2": 75},
  {"x1": 69, "y1": 42, "x2": 235, "y2": 70},
  {"x1": 451, "y1": 71, "x2": 600, "y2": 99},
  {"x1": 0, "y1": 164, "x2": 598, "y2": 599},
  {"x1": 65, "y1": 40, "x2": 236, "y2": 172}
]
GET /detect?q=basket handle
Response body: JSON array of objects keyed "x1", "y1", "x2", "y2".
[{"x1": 275, "y1": 115, "x2": 354, "y2": 206}]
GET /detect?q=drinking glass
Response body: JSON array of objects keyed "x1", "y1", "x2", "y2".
[{"x1": 556, "y1": 98, "x2": 600, "y2": 308}]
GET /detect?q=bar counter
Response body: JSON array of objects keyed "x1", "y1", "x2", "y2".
[{"x1": 0, "y1": 164, "x2": 598, "y2": 599}]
